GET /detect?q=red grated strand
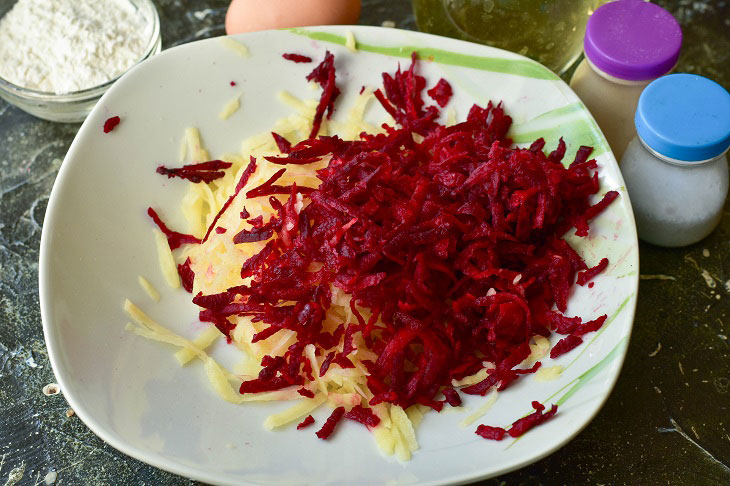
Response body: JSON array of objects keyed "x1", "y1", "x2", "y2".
[
  {"x1": 316, "y1": 407, "x2": 346, "y2": 439},
  {"x1": 344, "y1": 405, "x2": 381, "y2": 427},
  {"x1": 156, "y1": 160, "x2": 232, "y2": 184},
  {"x1": 573, "y1": 315, "x2": 607, "y2": 337},
  {"x1": 573, "y1": 191, "x2": 619, "y2": 237},
  {"x1": 461, "y1": 351, "x2": 541, "y2": 396},
  {"x1": 245, "y1": 168, "x2": 286, "y2": 198},
  {"x1": 546, "y1": 312, "x2": 607, "y2": 338},
  {"x1": 442, "y1": 388, "x2": 462, "y2": 407},
  {"x1": 237, "y1": 343, "x2": 309, "y2": 392},
  {"x1": 233, "y1": 227, "x2": 274, "y2": 244},
  {"x1": 426, "y1": 78, "x2": 453, "y2": 107},
  {"x1": 475, "y1": 425, "x2": 506, "y2": 441},
  {"x1": 192, "y1": 291, "x2": 234, "y2": 311},
  {"x1": 306, "y1": 51, "x2": 340, "y2": 139},
  {"x1": 230, "y1": 81, "x2": 237, "y2": 86},
  {"x1": 199, "y1": 309, "x2": 236, "y2": 342},
  {"x1": 264, "y1": 154, "x2": 321, "y2": 165},
  {"x1": 550, "y1": 335, "x2": 583, "y2": 358},
  {"x1": 103, "y1": 116, "x2": 120, "y2": 133},
  {"x1": 177, "y1": 257, "x2": 195, "y2": 293},
  {"x1": 239, "y1": 374, "x2": 301, "y2": 394},
  {"x1": 271, "y1": 132, "x2": 292, "y2": 154},
  {"x1": 476, "y1": 401, "x2": 558, "y2": 440},
  {"x1": 297, "y1": 387, "x2": 316, "y2": 398},
  {"x1": 507, "y1": 401, "x2": 558, "y2": 437},
  {"x1": 186, "y1": 53, "x2": 618, "y2": 436},
  {"x1": 282, "y1": 53, "x2": 313, "y2": 63},
  {"x1": 251, "y1": 325, "x2": 281, "y2": 343},
  {"x1": 576, "y1": 258, "x2": 608, "y2": 286},
  {"x1": 215, "y1": 227, "x2": 227, "y2": 234},
  {"x1": 201, "y1": 157, "x2": 258, "y2": 243},
  {"x1": 319, "y1": 351, "x2": 336, "y2": 377},
  {"x1": 147, "y1": 207, "x2": 201, "y2": 250},
  {"x1": 297, "y1": 415, "x2": 316, "y2": 429}
]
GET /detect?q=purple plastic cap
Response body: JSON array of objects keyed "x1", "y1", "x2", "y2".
[{"x1": 584, "y1": 0, "x2": 682, "y2": 81}]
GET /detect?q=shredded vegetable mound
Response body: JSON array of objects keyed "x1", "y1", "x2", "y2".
[{"x1": 136, "y1": 51, "x2": 618, "y2": 457}]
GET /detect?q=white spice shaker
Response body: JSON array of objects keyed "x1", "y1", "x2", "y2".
[{"x1": 621, "y1": 74, "x2": 730, "y2": 247}]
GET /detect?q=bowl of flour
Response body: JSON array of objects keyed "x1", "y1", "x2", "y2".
[{"x1": 0, "y1": 0, "x2": 161, "y2": 122}]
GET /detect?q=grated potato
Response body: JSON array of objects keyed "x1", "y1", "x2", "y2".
[
  {"x1": 219, "y1": 95, "x2": 241, "y2": 120},
  {"x1": 219, "y1": 37, "x2": 249, "y2": 57},
  {"x1": 137, "y1": 275, "x2": 160, "y2": 302}
]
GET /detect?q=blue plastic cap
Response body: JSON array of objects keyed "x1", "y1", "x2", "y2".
[{"x1": 635, "y1": 73, "x2": 730, "y2": 162}]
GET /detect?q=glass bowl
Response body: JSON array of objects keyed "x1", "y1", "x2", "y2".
[{"x1": 0, "y1": 0, "x2": 161, "y2": 123}]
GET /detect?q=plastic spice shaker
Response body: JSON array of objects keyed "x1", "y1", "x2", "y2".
[
  {"x1": 620, "y1": 74, "x2": 730, "y2": 247},
  {"x1": 570, "y1": 0, "x2": 682, "y2": 160}
]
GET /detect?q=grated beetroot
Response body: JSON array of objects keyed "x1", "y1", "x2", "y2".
[
  {"x1": 271, "y1": 132, "x2": 292, "y2": 153},
  {"x1": 147, "y1": 207, "x2": 201, "y2": 250},
  {"x1": 576, "y1": 258, "x2": 609, "y2": 286},
  {"x1": 233, "y1": 227, "x2": 274, "y2": 244},
  {"x1": 507, "y1": 401, "x2": 558, "y2": 437},
  {"x1": 173, "y1": 52, "x2": 619, "y2": 442},
  {"x1": 344, "y1": 405, "x2": 381, "y2": 427},
  {"x1": 319, "y1": 351, "x2": 336, "y2": 377},
  {"x1": 442, "y1": 388, "x2": 462, "y2": 407},
  {"x1": 201, "y1": 157, "x2": 257, "y2": 243},
  {"x1": 178, "y1": 257, "x2": 195, "y2": 293},
  {"x1": 550, "y1": 335, "x2": 583, "y2": 358},
  {"x1": 251, "y1": 326, "x2": 281, "y2": 343},
  {"x1": 156, "y1": 160, "x2": 232, "y2": 184},
  {"x1": 297, "y1": 415, "x2": 315, "y2": 429},
  {"x1": 547, "y1": 312, "x2": 607, "y2": 337},
  {"x1": 573, "y1": 191, "x2": 619, "y2": 237},
  {"x1": 426, "y1": 78, "x2": 453, "y2": 107},
  {"x1": 283, "y1": 53, "x2": 313, "y2": 63},
  {"x1": 475, "y1": 424, "x2": 506, "y2": 441},
  {"x1": 306, "y1": 51, "x2": 340, "y2": 139},
  {"x1": 316, "y1": 406, "x2": 346, "y2": 439},
  {"x1": 573, "y1": 315, "x2": 607, "y2": 336},
  {"x1": 103, "y1": 116, "x2": 120, "y2": 133},
  {"x1": 476, "y1": 401, "x2": 558, "y2": 441}
]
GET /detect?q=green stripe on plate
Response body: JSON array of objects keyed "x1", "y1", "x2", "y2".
[
  {"x1": 520, "y1": 102, "x2": 585, "y2": 121},
  {"x1": 288, "y1": 28, "x2": 559, "y2": 81},
  {"x1": 556, "y1": 335, "x2": 628, "y2": 406}
]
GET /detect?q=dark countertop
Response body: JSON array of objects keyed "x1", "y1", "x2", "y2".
[{"x1": 0, "y1": 1, "x2": 728, "y2": 484}]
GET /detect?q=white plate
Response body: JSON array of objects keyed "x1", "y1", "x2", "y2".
[{"x1": 40, "y1": 26, "x2": 639, "y2": 485}]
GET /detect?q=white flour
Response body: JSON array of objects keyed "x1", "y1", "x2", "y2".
[{"x1": 0, "y1": 0, "x2": 149, "y2": 94}]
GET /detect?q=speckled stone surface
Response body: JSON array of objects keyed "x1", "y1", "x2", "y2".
[{"x1": 0, "y1": 1, "x2": 727, "y2": 485}]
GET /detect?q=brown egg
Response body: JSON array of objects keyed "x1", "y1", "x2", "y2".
[{"x1": 225, "y1": 0, "x2": 361, "y2": 35}]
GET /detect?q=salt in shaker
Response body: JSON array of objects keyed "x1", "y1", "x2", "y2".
[{"x1": 621, "y1": 74, "x2": 730, "y2": 247}]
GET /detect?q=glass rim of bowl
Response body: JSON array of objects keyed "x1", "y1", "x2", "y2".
[{"x1": 0, "y1": 0, "x2": 161, "y2": 103}]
